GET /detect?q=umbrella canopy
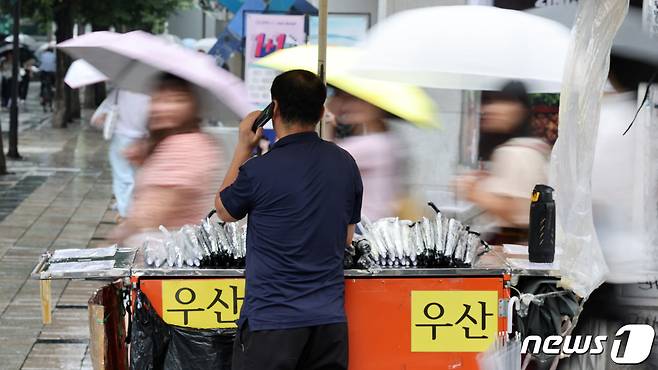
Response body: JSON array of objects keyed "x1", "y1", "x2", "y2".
[
  {"x1": 157, "y1": 34, "x2": 182, "y2": 45},
  {"x1": 350, "y1": 5, "x2": 571, "y2": 93},
  {"x1": 64, "y1": 59, "x2": 108, "y2": 89},
  {"x1": 5, "y1": 34, "x2": 37, "y2": 50},
  {"x1": 195, "y1": 38, "x2": 218, "y2": 53},
  {"x1": 255, "y1": 45, "x2": 438, "y2": 127},
  {"x1": 58, "y1": 31, "x2": 252, "y2": 120},
  {"x1": 529, "y1": 5, "x2": 658, "y2": 65},
  {"x1": 0, "y1": 43, "x2": 36, "y2": 63}
]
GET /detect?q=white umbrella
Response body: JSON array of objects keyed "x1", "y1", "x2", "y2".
[
  {"x1": 351, "y1": 5, "x2": 571, "y2": 93},
  {"x1": 157, "y1": 34, "x2": 182, "y2": 45},
  {"x1": 64, "y1": 59, "x2": 108, "y2": 89},
  {"x1": 195, "y1": 38, "x2": 218, "y2": 53},
  {"x1": 35, "y1": 41, "x2": 56, "y2": 57},
  {"x1": 5, "y1": 34, "x2": 37, "y2": 50},
  {"x1": 58, "y1": 31, "x2": 253, "y2": 120}
]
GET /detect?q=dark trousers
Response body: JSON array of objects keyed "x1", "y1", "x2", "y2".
[
  {"x1": 232, "y1": 322, "x2": 348, "y2": 370},
  {"x1": 1, "y1": 77, "x2": 11, "y2": 107},
  {"x1": 19, "y1": 73, "x2": 29, "y2": 100}
]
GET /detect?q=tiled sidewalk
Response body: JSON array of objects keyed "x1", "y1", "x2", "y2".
[{"x1": 0, "y1": 106, "x2": 118, "y2": 369}]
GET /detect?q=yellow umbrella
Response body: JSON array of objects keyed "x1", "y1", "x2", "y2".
[{"x1": 254, "y1": 45, "x2": 439, "y2": 128}]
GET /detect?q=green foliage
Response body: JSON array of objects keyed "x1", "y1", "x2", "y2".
[
  {"x1": 0, "y1": 14, "x2": 10, "y2": 35},
  {"x1": 2, "y1": 0, "x2": 193, "y2": 33},
  {"x1": 529, "y1": 93, "x2": 560, "y2": 107}
]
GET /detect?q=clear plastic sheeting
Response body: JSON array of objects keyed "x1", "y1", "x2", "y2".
[
  {"x1": 591, "y1": 88, "x2": 658, "y2": 283},
  {"x1": 549, "y1": 0, "x2": 628, "y2": 298}
]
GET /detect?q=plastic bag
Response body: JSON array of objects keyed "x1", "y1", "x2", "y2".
[
  {"x1": 549, "y1": 0, "x2": 628, "y2": 297},
  {"x1": 130, "y1": 291, "x2": 234, "y2": 370}
]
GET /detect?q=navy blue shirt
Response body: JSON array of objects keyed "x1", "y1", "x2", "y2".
[{"x1": 220, "y1": 132, "x2": 363, "y2": 331}]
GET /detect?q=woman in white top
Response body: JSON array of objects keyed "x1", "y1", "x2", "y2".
[
  {"x1": 456, "y1": 81, "x2": 551, "y2": 244},
  {"x1": 92, "y1": 89, "x2": 151, "y2": 220}
]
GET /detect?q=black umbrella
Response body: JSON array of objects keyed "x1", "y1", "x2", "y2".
[{"x1": 0, "y1": 42, "x2": 36, "y2": 64}]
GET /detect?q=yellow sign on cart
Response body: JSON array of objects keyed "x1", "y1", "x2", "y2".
[
  {"x1": 411, "y1": 290, "x2": 498, "y2": 352},
  {"x1": 162, "y1": 279, "x2": 245, "y2": 329}
]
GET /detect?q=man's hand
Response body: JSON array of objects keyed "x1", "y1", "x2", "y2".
[{"x1": 237, "y1": 111, "x2": 264, "y2": 152}]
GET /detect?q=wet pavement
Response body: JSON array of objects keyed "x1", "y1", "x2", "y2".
[{"x1": 0, "y1": 83, "x2": 116, "y2": 370}]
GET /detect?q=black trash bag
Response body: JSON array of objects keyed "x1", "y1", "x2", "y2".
[
  {"x1": 164, "y1": 326, "x2": 235, "y2": 370},
  {"x1": 130, "y1": 290, "x2": 236, "y2": 370},
  {"x1": 130, "y1": 291, "x2": 171, "y2": 370}
]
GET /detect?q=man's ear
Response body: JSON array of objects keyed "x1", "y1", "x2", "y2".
[{"x1": 272, "y1": 100, "x2": 281, "y2": 117}]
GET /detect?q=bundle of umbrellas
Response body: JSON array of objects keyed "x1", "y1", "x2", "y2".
[
  {"x1": 347, "y1": 205, "x2": 485, "y2": 271},
  {"x1": 144, "y1": 217, "x2": 246, "y2": 269}
]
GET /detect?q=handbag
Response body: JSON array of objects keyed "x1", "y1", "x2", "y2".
[{"x1": 103, "y1": 90, "x2": 120, "y2": 140}]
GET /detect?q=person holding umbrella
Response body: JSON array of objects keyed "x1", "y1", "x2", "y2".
[
  {"x1": 56, "y1": 30, "x2": 253, "y2": 242},
  {"x1": 325, "y1": 87, "x2": 404, "y2": 221},
  {"x1": 110, "y1": 73, "x2": 223, "y2": 242},
  {"x1": 38, "y1": 46, "x2": 56, "y2": 112},
  {"x1": 0, "y1": 53, "x2": 12, "y2": 109},
  {"x1": 454, "y1": 81, "x2": 551, "y2": 244}
]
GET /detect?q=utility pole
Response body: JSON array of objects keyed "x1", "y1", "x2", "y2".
[
  {"x1": 7, "y1": 0, "x2": 20, "y2": 159},
  {"x1": 0, "y1": 121, "x2": 6, "y2": 175}
]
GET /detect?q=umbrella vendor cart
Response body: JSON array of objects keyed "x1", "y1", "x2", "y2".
[
  {"x1": 31, "y1": 215, "x2": 562, "y2": 370},
  {"x1": 30, "y1": 0, "x2": 633, "y2": 368}
]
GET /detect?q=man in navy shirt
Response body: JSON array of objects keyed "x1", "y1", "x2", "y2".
[{"x1": 215, "y1": 70, "x2": 363, "y2": 370}]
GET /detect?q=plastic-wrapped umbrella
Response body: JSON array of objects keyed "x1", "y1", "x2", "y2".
[
  {"x1": 255, "y1": 45, "x2": 439, "y2": 127},
  {"x1": 58, "y1": 31, "x2": 253, "y2": 120},
  {"x1": 350, "y1": 5, "x2": 571, "y2": 93}
]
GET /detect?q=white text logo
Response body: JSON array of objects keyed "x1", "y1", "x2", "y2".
[{"x1": 521, "y1": 324, "x2": 655, "y2": 364}]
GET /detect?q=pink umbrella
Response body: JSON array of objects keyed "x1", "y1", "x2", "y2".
[{"x1": 58, "y1": 30, "x2": 253, "y2": 120}]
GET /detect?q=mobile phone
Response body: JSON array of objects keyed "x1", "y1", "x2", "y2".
[{"x1": 251, "y1": 102, "x2": 274, "y2": 132}]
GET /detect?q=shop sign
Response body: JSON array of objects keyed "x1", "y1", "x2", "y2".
[
  {"x1": 244, "y1": 13, "x2": 306, "y2": 109},
  {"x1": 161, "y1": 279, "x2": 245, "y2": 329},
  {"x1": 411, "y1": 291, "x2": 498, "y2": 352}
]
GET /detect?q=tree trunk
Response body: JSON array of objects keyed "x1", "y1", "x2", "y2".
[
  {"x1": 83, "y1": 23, "x2": 108, "y2": 110},
  {"x1": 7, "y1": 0, "x2": 21, "y2": 159},
  {"x1": 68, "y1": 21, "x2": 84, "y2": 121},
  {"x1": 52, "y1": 1, "x2": 74, "y2": 128}
]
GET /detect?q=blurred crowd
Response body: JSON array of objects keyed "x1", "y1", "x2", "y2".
[{"x1": 99, "y1": 71, "x2": 555, "y2": 247}]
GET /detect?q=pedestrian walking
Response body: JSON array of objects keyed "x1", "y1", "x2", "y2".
[
  {"x1": 91, "y1": 88, "x2": 150, "y2": 221},
  {"x1": 39, "y1": 47, "x2": 55, "y2": 112},
  {"x1": 0, "y1": 54, "x2": 13, "y2": 109},
  {"x1": 110, "y1": 73, "x2": 222, "y2": 243}
]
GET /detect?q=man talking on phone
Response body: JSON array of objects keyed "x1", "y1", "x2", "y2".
[{"x1": 215, "y1": 69, "x2": 363, "y2": 370}]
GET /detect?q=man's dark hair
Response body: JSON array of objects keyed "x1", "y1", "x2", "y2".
[{"x1": 271, "y1": 69, "x2": 326, "y2": 125}]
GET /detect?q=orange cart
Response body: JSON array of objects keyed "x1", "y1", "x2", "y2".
[{"x1": 33, "y1": 246, "x2": 555, "y2": 369}]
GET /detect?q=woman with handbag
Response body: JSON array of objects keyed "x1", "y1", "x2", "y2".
[{"x1": 92, "y1": 88, "x2": 150, "y2": 221}]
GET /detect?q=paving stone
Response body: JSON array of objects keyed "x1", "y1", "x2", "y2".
[
  {"x1": 20, "y1": 343, "x2": 87, "y2": 370},
  {"x1": 39, "y1": 308, "x2": 90, "y2": 341},
  {"x1": 0, "y1": 98, "x2": 113, "y2": 369}
]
